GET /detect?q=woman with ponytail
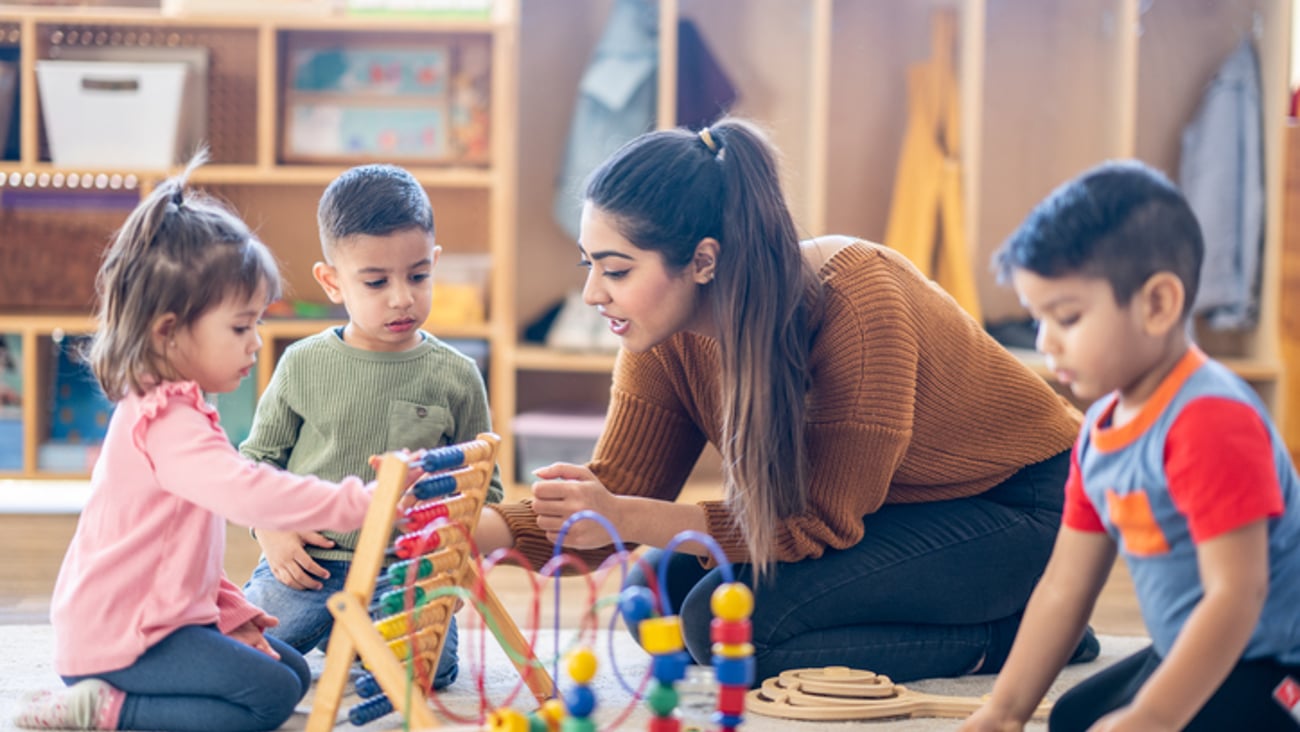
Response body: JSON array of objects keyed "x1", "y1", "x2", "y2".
[{"x1": 478, "y1": 118, "x2": 1094, "y2": 683}]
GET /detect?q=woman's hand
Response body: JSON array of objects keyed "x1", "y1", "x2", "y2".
[
  {"x1": 228, "y1": 616, "x2": 280, "y2": 659},
  {"x1": 530, "y1": 463, "x2": 623, "y2": 549},
  {"x1": 256, "y1": 529, "x2": 335, "y2": 591}
]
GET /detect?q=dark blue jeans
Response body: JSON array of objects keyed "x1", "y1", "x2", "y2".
[
  {"x1": 63, "y1": 624, "x2": 310, "y2": 732},
  {"x1": 625, "y1": 450, "x2": 1069, "y2": 684},
  {"x1": 1051, "y1": 645, "x2": 1300, "y2": 731}
]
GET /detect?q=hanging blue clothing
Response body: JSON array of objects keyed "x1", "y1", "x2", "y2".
[
  {"x1": 552, "y1": 0, "x2": 659, "y2": 240},
  {"x1": 1179, "y1": 39, "x2": 1264, "y2": 330}
]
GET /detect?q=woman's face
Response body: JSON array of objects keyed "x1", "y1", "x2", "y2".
[{"x1": 577, "y1": 203, "x2": 714, "y2": 353}]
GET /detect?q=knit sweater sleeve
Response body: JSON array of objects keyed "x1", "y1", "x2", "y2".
[
  {"x1": 497, "y1": 347, "x2": 708, "y2": 572},
  {"x1": 239, "y1": 346, "x2": 302, "y2": 468}
]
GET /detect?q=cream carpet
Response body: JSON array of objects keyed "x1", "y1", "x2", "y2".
[{"x1": 0, "y1": 624, "x2": 1149, "y2": 731}]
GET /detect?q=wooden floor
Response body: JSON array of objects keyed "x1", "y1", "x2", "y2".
[{"x1": 0, "y1": 513, "x2": 1146, "y2": 635}]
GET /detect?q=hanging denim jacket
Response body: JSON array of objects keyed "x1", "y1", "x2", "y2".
[
  {"x1": 1179, "y1": 39, "x2": 1264, "y2": 330},
  {"x1": 552, "y1": 0, "x2": 659, "y2": 240}
]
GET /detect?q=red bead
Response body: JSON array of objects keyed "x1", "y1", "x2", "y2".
[
  {"x1": 717, "y1": 685, "x2": 747, "y2": 713},
  {"x1": 647, "y1": 716, "x2": 680, "y2": 732},
  {"x1": 710, "y1": 618, "x2": 751, "y2": 645}
]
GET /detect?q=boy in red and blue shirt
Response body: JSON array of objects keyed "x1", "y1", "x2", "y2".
[{"x1": 961, "y1": 161, "x2": 1300, "y2": 732}]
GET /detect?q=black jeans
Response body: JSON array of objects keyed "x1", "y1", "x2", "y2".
[
  {"x1": 1050, "y1": 645, "x2": 1300, "y2": 731},
  {"x1": 625, "y1": 450, "x2": 1069, "y2": 684}
]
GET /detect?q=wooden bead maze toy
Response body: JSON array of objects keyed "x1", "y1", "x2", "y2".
[{"x1": 306, "y1": 433, "x2": 555, "y2": 731}]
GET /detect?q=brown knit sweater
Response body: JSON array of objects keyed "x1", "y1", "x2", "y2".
[{"x1": 498, "y1": 241, "x2": 1080, "y2": 568}]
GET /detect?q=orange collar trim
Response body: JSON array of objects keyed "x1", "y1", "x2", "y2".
[{"x1": 1091, "y1": 346, "x2": 1207, "y2": 452}]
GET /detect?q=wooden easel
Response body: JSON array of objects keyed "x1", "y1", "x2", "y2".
[
  {"x1": 883, "y1": 8, "x2": 982, "y2": 322},
  {"x1": 306, "y1": 433, "x2": 555, "y2": 731}
]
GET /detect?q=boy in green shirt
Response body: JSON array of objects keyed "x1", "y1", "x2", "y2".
[{"x1": 241, "y1": 164, "x2": 502, "y2": 689}]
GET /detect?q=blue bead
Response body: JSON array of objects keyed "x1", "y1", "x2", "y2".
[
  {"x1": 413, "y1": 474, "x2": 458, "y2": 499},
  {"x1": 354, "y1": 672, "x2": 382, "y2": 698},
  {"x1": 422, "y1": 446, "x2": 465, "y2": 472},
  {"x1": 651, "y1": 651, "x2": 689, "y2": 683},
  {"x1": 348, "y1": 694, "x2": 393, "y2": 725},
  {"x1": 618, "y1": 586, "x2": 656, "y2": 625},
  {"x1": 712, "y1": 712, "x2": 744, "y2": 728},
  {"x1": 711, "y1": 656, "x2": 754, "y2": 687},
  {"x1": 564, "y1": 684, "x2": 596, "y2": 717}
]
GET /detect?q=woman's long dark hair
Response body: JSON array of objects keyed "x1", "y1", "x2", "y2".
[{"x1": 585, "y1": 118, "x2": 818, "y2": 574}]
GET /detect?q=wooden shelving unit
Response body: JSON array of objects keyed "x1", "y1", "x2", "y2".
[
  {"x1": 508, "y1": 0, "x2": 1294, "y2": 463},
  {"x1": 0, "y1": 3, "x2": 520, "y2": 480},
  {"x1": 2, "y1": 0, "x2": 1293, "y2": 484}
]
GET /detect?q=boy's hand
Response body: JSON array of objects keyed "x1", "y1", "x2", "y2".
[
  {"x1": 256, "y1": 529, "x2": 335, "y2": 591},
  {"x1": 957, "y1": 705, "x2": 1023, "y2": 732},
  {"x1": 1090, "y1": 706, "x2": 1176, "y2": 732},
  {"x1": 228, "y1": 617, "x2": 280, "y2": 659}
]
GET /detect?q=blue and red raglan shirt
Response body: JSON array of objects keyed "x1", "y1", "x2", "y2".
[{"x1": 1064, "y1": 346, "x2": 1300, "y2": 663}]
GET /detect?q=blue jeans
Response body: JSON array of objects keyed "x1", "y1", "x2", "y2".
[
  {"x1": 625, "y1": 451, "x2": 1069, "y2": 684},
  {"x1": 242, "y1": 557, "x2": 460, "y2": 690},
  {"x1": 64, "y1": 624, "x2": 310, "y2": 732}
]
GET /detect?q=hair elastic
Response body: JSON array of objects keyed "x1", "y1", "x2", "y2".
[{"x1": 698, "y1": 127, "x2": 719, "y2": 155}]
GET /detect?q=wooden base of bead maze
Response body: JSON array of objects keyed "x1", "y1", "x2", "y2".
[
  {"x1": 746, "y1": 666, "x2": 1053, "y2": 722},
  {"x1": 305, "y1": 433, "x2": 555, "y2": 731}
]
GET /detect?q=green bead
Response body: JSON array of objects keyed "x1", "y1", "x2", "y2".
[
  {"x1": 645, "y1": 681, "x2": 678, "y2": 716},
  {"x1": 560, "y1": 718, "x2": 596, "y2": 732}
]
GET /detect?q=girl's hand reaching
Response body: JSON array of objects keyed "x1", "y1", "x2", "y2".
[
  {"x1": 229, "y1": 616, "x2": 280, "y2": 659},
  {"x1": 530, "y1": 463, "x2": 623, "y2": 549}
]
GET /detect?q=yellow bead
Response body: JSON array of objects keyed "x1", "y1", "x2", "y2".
[
  {"x1": 638, "y1": 616, "x2": 685, "y2": 655},
  {"x1": 710, "y1": 583, "x2": 753, "y2": 621},
  {"x1": 487, "y1": 708, "x2": 529, "y2": 732},
  {"x1": 540, "y1": 697, "x2": 567, "y2": 724},
  {"x1": 711, "y1": 641, "x2": 755, "y2": 659},
  {"x1": 566, "y1": 646, "x2": 598, "y2": 684}
]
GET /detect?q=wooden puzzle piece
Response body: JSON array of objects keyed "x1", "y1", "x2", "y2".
[{"x1": 746, "y1": 665, "x2": 1053, "y2": 722}]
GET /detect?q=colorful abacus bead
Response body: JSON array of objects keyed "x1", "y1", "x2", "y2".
[
  {"x1": 402, "y1": 501, "x2": 450, "y2": 531},
  {"x1": 421, "y1": 444, "x2": 466, "y2": 472},
  {"x1": 412, "y1": 473, "x2": 458, "y2": 500},
  {"x1": 347, "y1": 694, "x2": 393, "y2": 725}
]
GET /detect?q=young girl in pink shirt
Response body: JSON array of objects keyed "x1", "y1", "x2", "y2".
[{"x1": 16, "y1": 152, "x2": 378, "y2": 731}]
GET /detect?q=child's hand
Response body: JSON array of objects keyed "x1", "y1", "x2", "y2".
[
  {"x1": 256, "y1": 529, "x2": 335, "y2": 591},
  {"x1": 957, "y1": 706, "x2": 1023, "y2": 732},
  {"x1": 1089, "y1": 706, "x2": 1176, "y2": 732},
  {"x1": 228, "y1": 617, "x2": 280, "y2": 659}
]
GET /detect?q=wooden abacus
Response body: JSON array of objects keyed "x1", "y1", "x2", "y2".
[{"x1": 306, "y1": 433, "x2": 555, "y2": 731}]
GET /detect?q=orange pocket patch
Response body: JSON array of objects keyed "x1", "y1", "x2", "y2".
[{"x1": 1105, "y1": 489, "x2": 1170, "y2": 556}]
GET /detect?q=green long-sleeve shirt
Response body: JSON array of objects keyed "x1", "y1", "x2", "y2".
[{"x1": 241, "y1": 327, "x2": 503, "y2": 560}]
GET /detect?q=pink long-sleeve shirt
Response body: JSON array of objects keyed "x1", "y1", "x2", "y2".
[{"x1": 51, "y1": 381, "x2": 375, "y2": 676}]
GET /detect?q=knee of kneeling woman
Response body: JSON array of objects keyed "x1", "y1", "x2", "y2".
[{"x1": 678, "y1": 590, "x2": 716, "y2": 665}]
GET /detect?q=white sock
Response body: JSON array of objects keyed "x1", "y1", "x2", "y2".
[{"x1": 14, "y1": 679, "x2": 122, "y2": 730}]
